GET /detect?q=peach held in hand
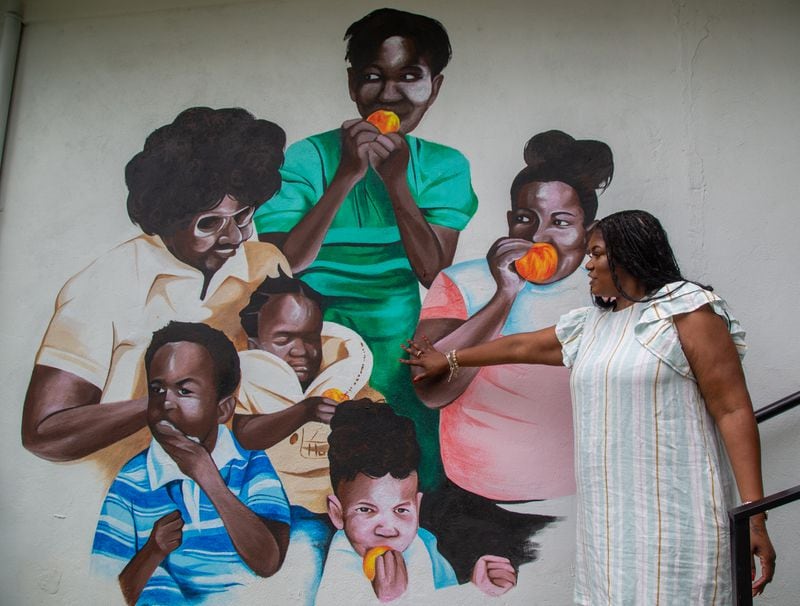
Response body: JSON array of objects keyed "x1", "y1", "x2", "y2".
[
  {"x1": 366, "y1": 110, "x2": 401, "y2": 134},
  {"x1": 514, "y1": 242, "x2": 558, "y2": 283},
  {"x1": 363, "y1": 545, "x2": 392, "y2": 581},
  {"x1": 321, "y1": 388, "x2": 348, "y2": 403}
]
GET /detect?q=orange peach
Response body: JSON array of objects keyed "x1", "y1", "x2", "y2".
[
  {"x1": 514, "y1": 242, "x2": 558, "y2": 283},
  {"x1": 363, "y1": 545, "x2": 392, "y2": 581},
  {"x1": 366, "y1": 110, "x2": 400, "y2": 134},
  {"x1": 322, "y1": 388, "x2": 348, "y2": 403}
]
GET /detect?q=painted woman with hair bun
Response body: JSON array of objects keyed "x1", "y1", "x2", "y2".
[{"x1": 413, "y1": 130, "x2": 611, "y2": 503}]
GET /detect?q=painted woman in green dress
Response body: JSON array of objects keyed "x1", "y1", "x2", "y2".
[{"x1": 254, "y1": 9, "x2": 478, "y2": 490}]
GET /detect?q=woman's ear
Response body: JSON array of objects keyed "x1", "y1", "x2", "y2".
[
  {"x1": 247, "y1": 337, "x2": 259, "y2": 351},
  {"x1": 327, "y1": 495, "x2": 345, "y2": 530},
  {"x1": 216, "y1": 395, "x2": 236, "y2": 425},
  {"x1": 427, "y1": 73, "x2": 444, "y2": 107}
]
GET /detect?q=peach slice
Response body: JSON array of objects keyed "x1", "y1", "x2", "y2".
[
  {"x1": 322, "y1": 388, "x2": 348, "y2": 403},
  {"x1": 366, "y1": 110, "x2": 400, "y2": 134},
  {"x1": 363, "y1": 545, "x2": 392, "y2": 581},
  {"x1": 514, "y1": 242, "x2": 558, "y2": 283}
]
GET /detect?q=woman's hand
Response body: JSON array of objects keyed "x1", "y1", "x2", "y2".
[
  {"x1": 750, "y1": 516, "x2": 776, "y2": 596},
  {"x1": 369, "y1": 132, "x2": 409, "y2": 186},
  {"x1": 486, "y1": 237, "x2": 529, "y2": 294},
  {"x1": 400, "y1": 336, "x2": 448, "y2": 383},
  {"x1": 338, "y1": 118, "x2": 380, "y2": 183}
]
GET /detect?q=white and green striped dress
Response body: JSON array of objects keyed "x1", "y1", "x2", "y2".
[{"x1": 556, "y1": 282, "x2": 743, "y2": 605}]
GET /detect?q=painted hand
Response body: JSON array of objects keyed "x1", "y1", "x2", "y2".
[
  {"x1": 400, "y1": 336, "x2": 448, "y2": 383},
  {"x1": 371, "y1": 549, "x2": 408, "y2": 602},
  {"x1": 300, "y1": 396, "x2": 339, "y2": 424},
  {"x1": 486, "y1": 237, "x2": 530, "y2": 292},
  {"x1": 471, "y1": 554, "x2": 517, "y2": 597},
  {"x1": 146, "y1": 510, "x2": 184, "y2": 558},
  {"x1": 152, "y1": 420, "x2": 213, "y2": 480},
  {"x1": 338, "y1": 118, "x2": 380, "y2": 182},
  {"x1": 368, "y1": 133, "x2": 409, "y2": 187}
]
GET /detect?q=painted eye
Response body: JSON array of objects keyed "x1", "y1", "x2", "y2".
[
  {"x1": 515, "y1": 214, "x2": 531, "y2": 223},
  {"x1": 177, "y1": 387, "x2": 193, "y2": 396},
  {"x1": 553, "y1": 218, "x2": 570, "y2": 227},
  {"x1": 233, "y1": 206, "x2": 255, "y2": 228},
  {"x1": 196, "y1": 216, "x2": 225, "y2": 233},
  {"x1": 355, "y1": 506, "x2": 374, "y2": 514},
  {"x1": 400, "y1": 72, "x2": 420, "y2": 82},
  {"x1": 395, "y1": 507, "x2": 410, "y2": 514},
  {"x1": 362, "y1": 73, "x2": 381, "y2": 82},
  {"x1": 149, "y1": 384, "x2": 165, "y2": 395}
]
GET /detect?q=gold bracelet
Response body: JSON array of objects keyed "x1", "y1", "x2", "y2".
[{"x1": 445, "y1": 349, "x2": 460, "y2": 383}]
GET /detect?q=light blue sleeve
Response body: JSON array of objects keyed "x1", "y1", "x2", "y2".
[{"x1": 417, "y1": 528, "x2": 458, "y2": 589}]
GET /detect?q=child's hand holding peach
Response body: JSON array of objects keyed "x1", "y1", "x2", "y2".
[
  {"x1": 368, "y1": 548, "x2": 408, "y2": 602},
  {"x1": 300, "y1": 395, "x2": 340, "y2": 424}
]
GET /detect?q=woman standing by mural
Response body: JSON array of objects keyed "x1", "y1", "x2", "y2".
[
  {"x1": 22, "y1": 107, "x2": 290, "y2": 464},
  {"x1": 405, "y1": 210, "x2": 776, "y2": 603},
  {"x1": 255, "y1": 8, "x2": 478, "y2": 491},
  {"x1": 414, "y1": 130, "x2": 612, "y2": 502}
]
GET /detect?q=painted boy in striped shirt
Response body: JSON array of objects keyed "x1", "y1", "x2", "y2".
[{"x1": 92, "y1": 321, "x2": 291, "y2": 605}]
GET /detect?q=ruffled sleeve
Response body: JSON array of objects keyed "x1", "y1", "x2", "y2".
[
  {"x1": 556, "y1": 307, "x2": 593, "y2": 368},
  {"x1": 634, "y1": 281, "x2": 747, "y2": 380}
]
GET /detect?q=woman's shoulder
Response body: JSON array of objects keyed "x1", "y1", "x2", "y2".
[
  {"x1": 641, "y1": 281, "x2": 730, "y2": 323},
  {"x1": 635, "y1": 281, "x2": 746, "y2": 374}
]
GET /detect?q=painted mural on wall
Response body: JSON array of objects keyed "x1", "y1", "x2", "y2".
[{"x1": 21, "y1": 7, "x2": 613, "y2": 605}]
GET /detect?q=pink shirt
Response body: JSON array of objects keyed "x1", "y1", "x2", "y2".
[{"x1": 420, "y1": 268, "x2": 576, "y2": 501}]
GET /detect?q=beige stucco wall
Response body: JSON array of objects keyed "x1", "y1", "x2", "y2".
[{"x1": 0, "y1": 0, "x2": 797, "y2": 603}]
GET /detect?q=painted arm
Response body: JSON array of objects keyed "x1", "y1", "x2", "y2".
[
  {"x1": 154, "y1": 423, "x2": 289, "y2": 577},
  {"x1": 118, "y1": 511, "x2": 184, "y2": 605},
  {"x1": 259, "y1": 120, "x2": 378, "y2": 272},
  {"x1": 370, "y1": 132, "x2": 458, "y2": 288},
  {"x1": 232, "y1": 396, "x2": 338, "y2": 450},
  {"x1": 402, "y1": 326, "x2": 564, "y2": 383},
  {"x1": 22, "y1": 365, "x2": 148, "y2": 461},
  {"x1": 675, "y1": 305, "x2": 776, "y2": 597},
  {"x1": 412, "y1": 238, "x2": 532, "y2": 408}
]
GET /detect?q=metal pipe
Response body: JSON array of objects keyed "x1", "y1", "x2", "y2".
[{"x1": 0, "y1": 0, "x2": 22, "y2": 180}]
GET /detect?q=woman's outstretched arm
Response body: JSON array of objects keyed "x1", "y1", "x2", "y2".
[{"x1": 401, "y1": 325, "x2": 564, "y2": 383}]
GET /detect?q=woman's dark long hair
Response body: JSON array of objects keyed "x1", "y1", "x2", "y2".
[{"x1": 592, "y1": 210, "x2": 711, "y2": 309}]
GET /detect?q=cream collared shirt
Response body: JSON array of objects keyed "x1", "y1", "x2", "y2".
[{"x1": 37, "y1": 233, "x2": 290, "y2": 402}]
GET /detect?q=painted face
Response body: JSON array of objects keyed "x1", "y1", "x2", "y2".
[
  {"x1": 329, "y1": 472, "x2": 422, "y2": 557},
  {"x1": 508, "y1": 181, "x2": 588, "y2": 284},
  {"x1": 161, "y1": 194, "x2": 255, "y2": 276},
  {"x1": 146, "y1": 341, "x2": 226, "y2": 448},
  {"x1": 251, "y1": 293, "x2": 323, "y2": 389},
  {"x1": 348, "y1": 36, "x2": 443, "y2": 134}
]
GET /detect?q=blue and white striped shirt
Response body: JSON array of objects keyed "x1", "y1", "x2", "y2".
[{"x1": 92, "y1": 426, "x2": 291, "y2": 605}]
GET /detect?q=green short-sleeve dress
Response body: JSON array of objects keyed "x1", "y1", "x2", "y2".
[{"x1": 254, "y1": 129, "x2": 478, "y2": 489}]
